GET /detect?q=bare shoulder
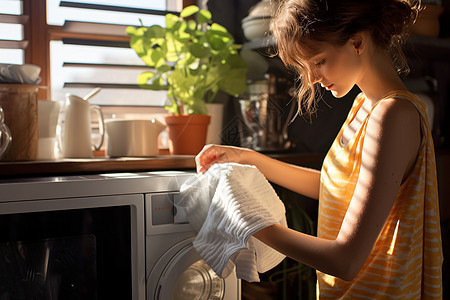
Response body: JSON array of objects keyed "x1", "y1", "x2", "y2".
[
  {"x1": 364, "y1": 96, "x2": 421, "y2": 178},
  {"x1": 370, "y1": 96, "x2": 421, "y2": 129}
]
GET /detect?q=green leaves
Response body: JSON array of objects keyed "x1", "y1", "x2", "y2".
[
  {"x1": 180, "y1": 5, "x2": 199, "y2": 18},
  {"x1": 137, "y1": 71, "x2": 164, "y2": 90},
  {"x1": 190, "y1": 42, "x2": 211, "y2": 58},
  {"x1": 127, "y1": 5, "x2": 248, "y2": 115},
  {"x1": 198, "y1": 9, "x2": 212, "y2": 23},
  {"x1": 165, "y1": 13, "x2": 180, "y2": 30}
]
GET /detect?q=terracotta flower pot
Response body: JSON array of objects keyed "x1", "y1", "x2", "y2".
[{"x1": 164, "y1": 114, "x2": 211, "y2": 155}]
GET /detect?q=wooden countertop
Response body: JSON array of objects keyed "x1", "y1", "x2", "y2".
[{"x1": 0, "y1": 152, "x2": 325, "y2": 178}]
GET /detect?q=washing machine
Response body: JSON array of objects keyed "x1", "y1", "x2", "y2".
[{"x1": 146, "y1": 192, "x2": 241, "y2": 300}]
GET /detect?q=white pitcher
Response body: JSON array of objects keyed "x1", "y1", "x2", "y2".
[{"x1": 63, "y1": 94, "x2": 104, "y2": 158}]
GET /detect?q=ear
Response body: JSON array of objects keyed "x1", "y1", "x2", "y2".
[{"x1": 350, "y1": 32, "x2": 367, "y2": 55}]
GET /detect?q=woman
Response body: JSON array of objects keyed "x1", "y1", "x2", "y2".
[{"x1": 196, "y1": 0, "x2": 443, "y2": 298}]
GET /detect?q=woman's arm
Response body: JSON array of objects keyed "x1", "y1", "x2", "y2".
[
  {"x1": 196, "y1": 145, "x2": 322, "y2": 200},
  {"x1": 255, "y1": 98, "x2": 421, "y2": 280}
]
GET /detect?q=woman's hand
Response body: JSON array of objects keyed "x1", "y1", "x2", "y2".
[{"x1": 195, "y1": 144, "x2": 253, "y2": 173}]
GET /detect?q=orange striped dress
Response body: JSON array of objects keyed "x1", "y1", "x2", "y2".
[{"x1": 317, "y1": 91, "x2": 443, "y2": 299}]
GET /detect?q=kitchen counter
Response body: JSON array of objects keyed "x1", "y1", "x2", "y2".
[{"x1": 0, "y1": 153, "x2": 325, "y2": 177}]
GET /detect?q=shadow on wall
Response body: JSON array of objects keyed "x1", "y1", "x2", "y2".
[
  {"x1": 287, "y1": 86, "x2": 360, "y2": 154},
  {"x1": 206, "y1": 0, "x2": 261, "y2": 45},
  {"x1": 219, "y1": 82, "x2": 359, "y2": 155}
]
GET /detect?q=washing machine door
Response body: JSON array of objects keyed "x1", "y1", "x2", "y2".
[{"x1": 149, "y1": 237, "x2": 227, "y2": 300}]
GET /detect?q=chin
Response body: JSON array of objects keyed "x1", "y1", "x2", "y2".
[
  {"x1": 330, "y1": 87, "x2": 352, "y2": 98},
  {"x1": 330, "y1": 90, "x2": 345, "y2": 98}
]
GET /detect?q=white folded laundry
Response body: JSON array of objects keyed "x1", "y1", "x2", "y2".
[{"x1": 179, "y1": 162, "x2": 287, "y2": 282}]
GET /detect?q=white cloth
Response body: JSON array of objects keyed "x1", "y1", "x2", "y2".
[{"x1": 178, "y1": 163, "x2": 287, "y2": 282}]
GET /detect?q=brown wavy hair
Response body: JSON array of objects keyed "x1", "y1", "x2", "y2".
[{"x1": 270, "y1": 0, "x2": 420, "y2": 116}]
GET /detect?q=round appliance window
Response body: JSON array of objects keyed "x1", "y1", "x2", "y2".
[
  {"x1": 152, "y1": 240, "x2": 226, "y2": 300},
  {"x1": 171, "y1": 260, "x2": 224, "y2": 300}
]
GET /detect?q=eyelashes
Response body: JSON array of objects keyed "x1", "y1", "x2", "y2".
[{"x1": 315, "y1": 58, "x2": 326, "y2": 66}]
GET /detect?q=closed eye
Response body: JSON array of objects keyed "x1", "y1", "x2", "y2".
[{"x1": 315, "y1": 59, "x2": 326, "y2": 66}]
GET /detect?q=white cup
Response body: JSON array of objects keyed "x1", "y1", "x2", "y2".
[
  {"x1": 37, "y1": 100, "x2": 60, "y2": 160},
  {"x1": 37, "y1": 137, "x2": 58, "y2": 160},
  {"x1": 38, "y1": 100, "x2": 60, "y2": 138}
]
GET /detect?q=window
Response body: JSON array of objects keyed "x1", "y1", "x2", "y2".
[
  {"x1": 0, "y1": 1, "x2": 27, "y2": 64},
  {"x1": 0, "y1": 0, "x2": 194, "y2": 107}
]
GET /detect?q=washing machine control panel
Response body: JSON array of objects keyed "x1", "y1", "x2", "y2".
[
  {"x1": 145, "y1": 193, "x2": 193, "y2": 235},
  {"x1": 150, "y1": 193, "x2": 187, "y2": 225}
]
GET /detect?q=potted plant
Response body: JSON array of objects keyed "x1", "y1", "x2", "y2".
[{"x1": 127, "y1": 5, "x2": 248, "y2": 155}]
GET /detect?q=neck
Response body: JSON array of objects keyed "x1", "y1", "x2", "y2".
[{"x1": 356, "y1": 48, "x2": 407, "y2": 107}]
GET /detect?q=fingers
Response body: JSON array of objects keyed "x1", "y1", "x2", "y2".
[
  {"x1": 195, "y1": 144, "x2": 220, "y2": 173},
  {"x1": 198, "y1": 161, "x2": 216, "y2": 174},
  {"x1": 195, "y1": 144, "x2": 246, "y2": 173}
]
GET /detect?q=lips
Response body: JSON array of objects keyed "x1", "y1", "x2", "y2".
[{"x1": 321, "y1": 83, "x2": 333, "y2": 90}]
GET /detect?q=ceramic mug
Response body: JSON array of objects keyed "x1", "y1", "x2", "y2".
[
  {"x1": 105, "y1": 119, "x2": 165, "y2": 157},
  {"x1": 37, "y1": 100, "x2": 60, "y2": 160}
]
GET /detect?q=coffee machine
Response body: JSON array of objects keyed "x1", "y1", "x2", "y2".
[{"x1": 237, "y1": 73, "x2": 296, "y2": 152}]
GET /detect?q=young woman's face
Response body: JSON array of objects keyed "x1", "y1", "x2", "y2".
[{"x1": 306, "y1": 40, "x2": 361, "y2": 98}]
